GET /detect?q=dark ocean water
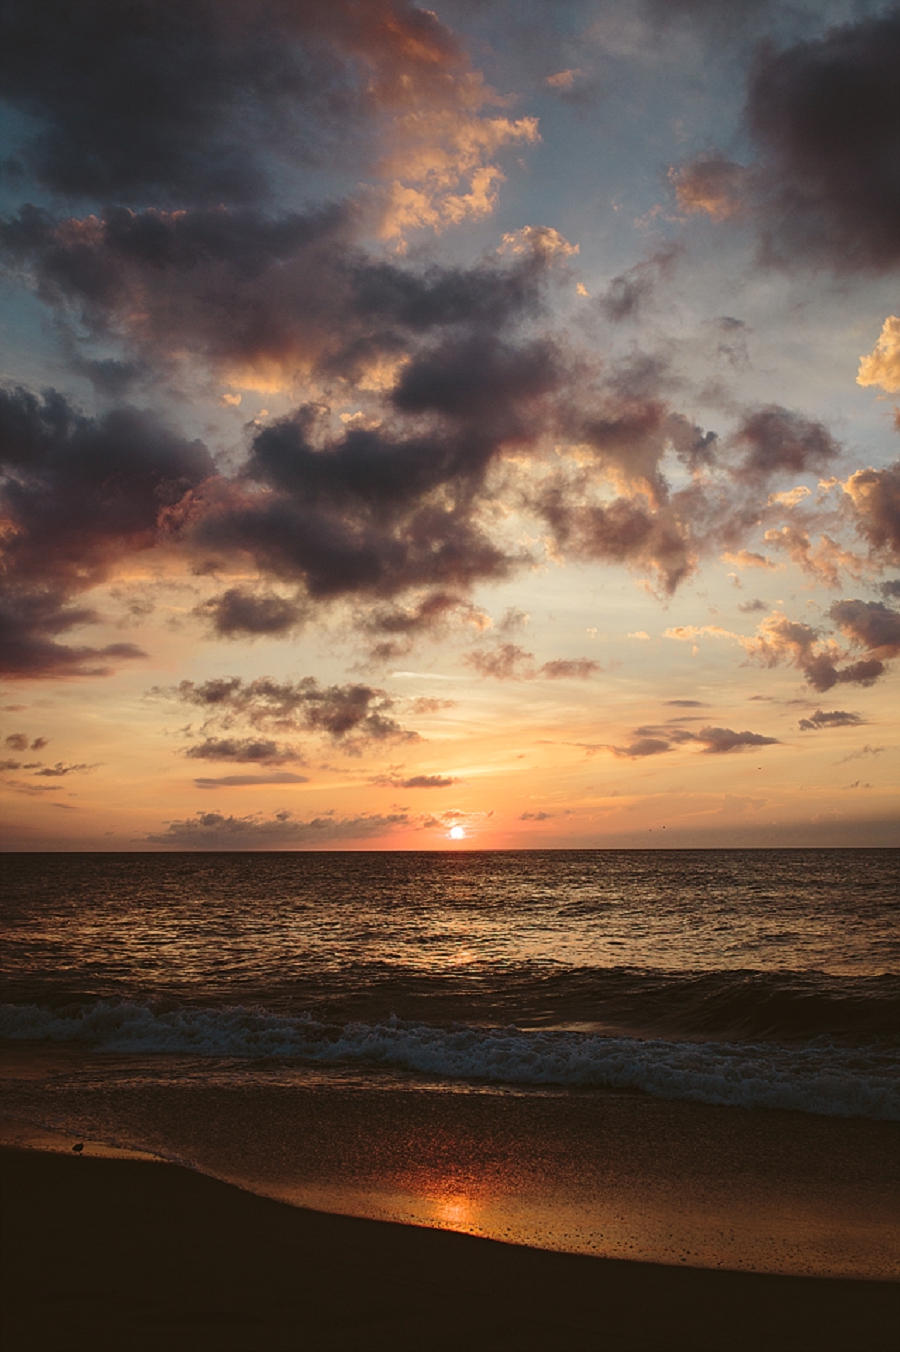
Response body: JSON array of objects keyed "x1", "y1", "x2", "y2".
[{"x1": 3, "y1": 849, "x2": 899, "y2": 1119}]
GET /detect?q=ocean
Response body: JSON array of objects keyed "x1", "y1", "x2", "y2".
[{"x1": 2, "y1": 849, "x2": 899, "y2": 1278}]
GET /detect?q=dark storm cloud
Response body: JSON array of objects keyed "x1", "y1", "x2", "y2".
[
  {"x1": 147, "y1": 808, "x2": 409, "y2": 849},
  {"x1": 745, "y1": 9, "x2": 900, "y2": 271},
  {"x1": 10, "y1": 223, "x2": 573, "y2": 618},
  {"x1": 166, "y1": 675, "x2": 415, "y2": 744},
  {"x1": 798, "y1": 709, "x2": 864, "y2": 731},
  {"x1": 0, "y1": 385, "x2": 214, "y2": 676},
  {"x1": 0, "y1": 0, "x2": 467, "y2": 206},
  {"x1": 184, "y1": 737, "x2": 302, "y2": 765},
  {"x1": 199, "y1": 402, "x2": 528, "y2": 606},
  {"x1": 732, "y1": 406, "x2": 839, "y2": 482},
  {"x1": 0, "y1": 196, "x2": 559, "y2": 390},
  {"x1": 672, "y1": 9, "x2": 900, "y2": 272},
  {"x1": 0, "y1": 591, "x2": 147, "y2": 678}
]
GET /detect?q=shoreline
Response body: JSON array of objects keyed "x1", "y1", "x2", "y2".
[{"x1": 2, "y1": 1146, "x2": 898, "y2": 1351}]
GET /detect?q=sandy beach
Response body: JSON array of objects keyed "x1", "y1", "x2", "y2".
[{"x1": 2, "y1": 1146, "x2": 898, "y2": 1352}]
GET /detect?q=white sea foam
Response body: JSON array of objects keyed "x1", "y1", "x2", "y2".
[{"x1": 2, "y1": 1000, "x2": 898, "y2": 1120}]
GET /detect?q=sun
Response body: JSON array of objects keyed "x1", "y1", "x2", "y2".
[{"x1": 448, "y1": 825, "x2": 465, "y2": 840}]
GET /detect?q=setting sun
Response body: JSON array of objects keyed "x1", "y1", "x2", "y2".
[{"x1": 448, "y1": 826, "x2": 466, "y2": 841}]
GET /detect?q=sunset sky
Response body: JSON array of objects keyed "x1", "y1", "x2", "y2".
[{"x1": 1, "y1": 0, "x2": 898, "y2": 850}]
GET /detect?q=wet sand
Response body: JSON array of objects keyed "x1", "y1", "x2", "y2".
[{"x1": 2, "y1": 1146, "x2": 898, "y2": 1352}]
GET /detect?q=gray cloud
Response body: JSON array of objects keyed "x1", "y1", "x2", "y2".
[
  {"x1": 694, "y1": 725, "x2": 779, "y2": 754},
  {"x1": 147, "y1": 808, "x2": 409, "y2": 848},
  {"x1": 798, "y1": 709, "x2": 864, "y2": 731},
  {"x1": 163, "y1": 675, "x2": 415, "y2": 745},
  {"x1": 184, "y1": 737, "x2": 302, "y2": 765},
  {"x1": 609, "y1": 737, "x2": 672, "y2": 759},
  {"x1": 732, "y1": 405, "x2": 839, "y2": 482},
  {"x1": 464, "y1": 644, "x2": 600, "y2": 681},
  {"x1": 829, "y1": 599, "x2": 900, "y2": 658},
  {"x1": 371, "y1": 772, "x2": 456, "y2": 789},
  {"x1": 197, "y1": 589, "x2": 307, "y2": 638},
  {"x1": 0, "y1": 386, "x2": 212, "y2": 676},
  {"x1": 194, "y1": 771, "x2": 309, "y2": 788}
]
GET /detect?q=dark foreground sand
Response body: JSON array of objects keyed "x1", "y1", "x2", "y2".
[{"x1": 1, "y1": 1148, "x2": 897, "y2": 1352}]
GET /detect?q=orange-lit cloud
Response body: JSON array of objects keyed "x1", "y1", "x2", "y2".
[{"x1": 857, "y1": 317, "x2": 900, "y2": 394}]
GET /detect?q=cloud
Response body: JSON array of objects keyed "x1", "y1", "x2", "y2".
[
  {"x1": 184, "y1": 737, "x2": 302, "y2": 765},
  {"x1": 596, "y1": 248, "x2": 677, "y2": 323},
  {"x1": 858, "y1": 317, "x2": 900, "y2": 394},
  {"x1": 464, "y1": 642, "x2": 534, "y2": 680},
  {"x1": 539, "y1": 658, "x2": 601, "y2": 679},
  {"x1": 464, "y1": 644, "x2": 600, "y2": 681},
  {"x1": 194, "y1": 772, "x2": 309, "y2": 788},
  {"x1": 664, "y1": 699, "x2": 708, "y2": 707},
  {"x1": 147, "y1": 808, "x2": 409, "y2": 849},
  {"x1": 4, "y1": 733, "x2": 28, "y2": 751},
  {"x1": 163, "y1": 675, "x2": 415, "y2": 745},
  {"x1": 762, "y1": 525, "x2": 866, "y2": 589},
  {"x1": 744, "y1": 10, "x2": 900, "y2": 271},
  {"x1": 670, "y1": 153, "x2": 749, "y2": 221},
  {"x1": 609, "y1": 737, "x2": 672, "y2": 759},
  {"x1": 608, "y1": 716, "x2": 777, "y2": 757},
  {"x1": 693, "y1": 725, "x2": 779, "y2": 754},
  {"x1": 371, "y1": 772, "x2": 456, "y2": 788},
  {"x1": 828, "y1": 599, "x2": 900, "y2": 658},
  {"x1": 0, "y1": 0, "x2": 535, "y2": 238},
  {"x1": 742, "y1": 610, "x2": 887, "y2": 692},
  {"x1": 407, "y1": 696, "x2": 456, "y2": 715},
  {"x1": 1, "y1": 201, "x2": 567, "y2": 399},
  {"x1": 732, "y1": 406, "x2": 839, "y2": 482},
  {"x1": 0, "y1": 386, "x2": 213, "y2": 677},
  {"x1": 667, "y1": 12, "x2": 900, "y2": 273},
  {"x1": 519, "y1": 810, "x2": 553, "y2": 820},
  {"x1": 842, "y1": 462, "x2": 900, "y2": 565},
  {"x1": 533, "y1": 477, "x2": 698, "y2": 595},
  {"x1": 197, "y1": 588, "x2": 306, "y2": 638},
  {"x1": 837, "y1": 744, "x2": 884, "y2": 764},
  {"x1": 798, "y1": 709, "x2": 864, "y2": 732},
  {"x1": 32, "y1": 761, "x2": 94, "y2": 776}
]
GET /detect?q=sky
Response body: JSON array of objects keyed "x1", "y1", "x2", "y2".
[{"x1": 0, "y1": 0, "x2": 898, "y2": 851}]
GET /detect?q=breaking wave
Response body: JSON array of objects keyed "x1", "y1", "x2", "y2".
[{"x1": 2, "y1": 998, "x2": 898, "y2": 1121}]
